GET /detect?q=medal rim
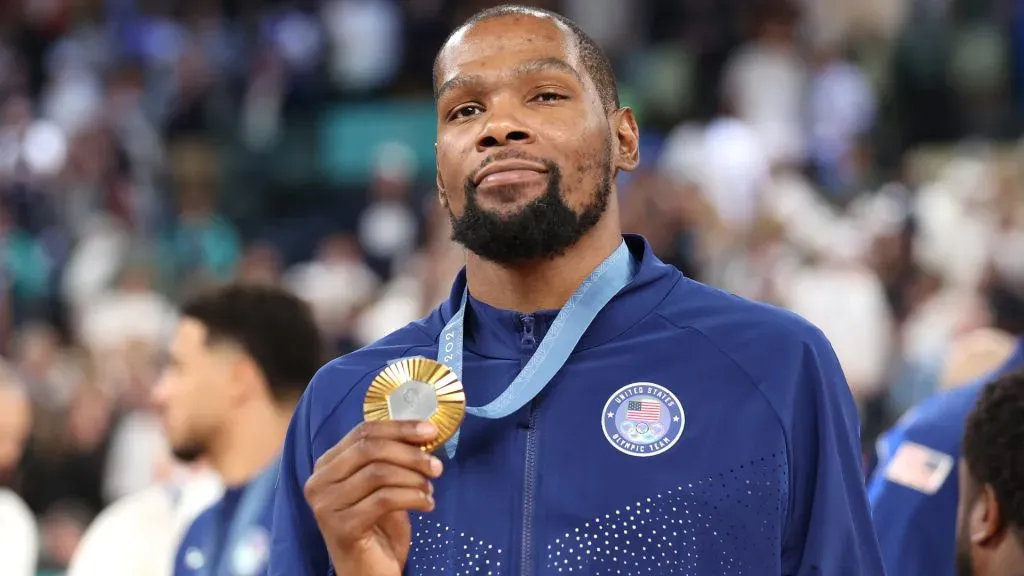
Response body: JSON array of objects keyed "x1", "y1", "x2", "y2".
[{"x1": 364, "y1": 357, "x2": 466, "y2": 452}]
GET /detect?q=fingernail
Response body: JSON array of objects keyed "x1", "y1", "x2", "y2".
[
  {"x1": 428, "y1": 456, "x2": 443, "y2": 476},
  {"x1": 425, "y1": 493, "x2": 435, "y2": 508},
  {"x1": 427, "y1": 481, "x2": 434, "y2": 495},
  {"x1": 417, "y1": 422, "x2": 437, "y2": 436}
]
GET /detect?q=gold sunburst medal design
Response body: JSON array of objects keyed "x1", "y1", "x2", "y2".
[{"x1": 363, "y1": 357, "x2": 467, "y2": 452}]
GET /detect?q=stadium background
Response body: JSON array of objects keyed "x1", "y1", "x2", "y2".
[{"x1": 0, "y1": 0, "x2": 1023, "y2": 573}]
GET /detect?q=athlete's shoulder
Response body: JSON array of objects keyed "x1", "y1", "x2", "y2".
[
  {"x1": 87, "y1": 485, "x2": 175, "y2": 535},
  {"x1": 302, "y1": 310, "x2": 444, "y2": 433},
  {"x1": 867, "y1": 380, "x2": 987, "y2": 510},
  {"x1": 887, "y1": 341, "x2": 1024, "y2": 453},
  {"x1": 886, "y1": 378, "x2": 986, "y2": 451},
  {"x1": 655, "y1": 276, "x2": 832, "y2": 378}
]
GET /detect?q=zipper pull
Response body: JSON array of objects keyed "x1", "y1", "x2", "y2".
[{"x1": 519, "y1": 314, "x2": 536, "y2": 349}]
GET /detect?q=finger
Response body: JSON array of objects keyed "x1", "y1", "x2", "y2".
[
  {"x1": 315, "y1": 420, "x2": 438, "y2": 471},
  {"x1": 335, "y1": 487, "x2": 434, "y2": 541},
  {"x1": 321, "y1": 435, "x2": 444, "y2": 489},
  {"x1": 324, "y1": 462, "x2": 434, "y2": 512},
  {"x1": 377, "y1": 510, "x2": 412, "y2": 557}
]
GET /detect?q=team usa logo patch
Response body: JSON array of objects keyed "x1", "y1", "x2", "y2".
[
  {"x1": 602, "y1": 382, "x2": 685, "y2": 457},
  {"x1": 231, "y1": 526, "x2": 270, "y2": 576}
]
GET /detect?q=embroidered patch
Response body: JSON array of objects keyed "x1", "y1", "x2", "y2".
[
  {"x1": 884, "y1": 441, "x2": 954, "y2": 495},
  {"x1": 601, "y1": 382, "x2": 685, "y2": 457},
  {"x1": 231, "y1": 526, "x2": 270, "y2": 576}
]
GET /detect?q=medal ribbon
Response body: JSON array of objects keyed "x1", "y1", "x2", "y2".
[
  {"x1": 438, "y1": 240, "x2": 636, "y2": 458},
  {"x1": 198, "y1": 459, "x2": 279, "y2": 576}
]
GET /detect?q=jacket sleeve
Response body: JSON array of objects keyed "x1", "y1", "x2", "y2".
[
  {"x1": 782, "y1": 331, "x2": 886, "y2": 575},
  {"x1": 269, "y1": 377, "x2": 332, "y2": 576},
  {"x1": 866, "y1": 421, "x2": 958, "y2": 576}
]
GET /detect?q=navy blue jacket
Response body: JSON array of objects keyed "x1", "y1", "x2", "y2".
[
  {"x1": 175, "y1": 468, "x2": 276, "y2": 576},
  {"x1": 269, "y1": 235, "x2": 884, "y2": 575},
  {"x1": 868, "y1": 337, "x2": 1024, "y2": 576}
]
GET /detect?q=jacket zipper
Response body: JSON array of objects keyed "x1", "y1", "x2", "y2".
[{"x1": 519, "y1": 314, "x2": 538, "y2": 576}]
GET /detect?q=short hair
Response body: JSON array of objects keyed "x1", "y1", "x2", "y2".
[
  {"x1": 181, "y1": 283, "x2": 324, "y2": 402},
  {"x1": 433, "y1": 4, "x2": 620, "y2": 112},
  {"x1": 963, "y1": 369, "x2": 1024, "y2": 541}
]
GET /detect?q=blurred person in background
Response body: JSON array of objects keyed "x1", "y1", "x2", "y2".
[
  {"x1": 237, "y1": 242, "x2": 283, "y2": 287},
  {"x1": 868, "y1": 261, "x2": 1024, "y2": 576},
  {"x1": 776, "y1": 236, "x2": 894, "y2": 402},
  {"x1": 721, "y1": 0, "x2": 807, "y2": 168},
  {"x1": 65, "y1": 459, "x2": 221, "y2": 576},
  {"x1": 13, "y1": 342, "x2": 113, "y2": 570},
  {"x1": 284, "y1": 233, "x2": 379, "y2": 352},
  {"x1": 356, "y1": 142, "x2": 425, "y2": 279},
  {"x1": 955, "y1": 369, "x2": 1024, "y2": 576},
  {"x1": 152, "y1": 283, "x2": 324, "y2": 576},
  {"x1": 0, "y1": 366, "x2": 37, "y2": 576},
  {"x1": 157, "y1": 138, "x2": 241, "y2": 299}
]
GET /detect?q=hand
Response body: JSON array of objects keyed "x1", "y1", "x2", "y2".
[{"x1": 304, "y1": 420, "x2": 444, "y2": 576}]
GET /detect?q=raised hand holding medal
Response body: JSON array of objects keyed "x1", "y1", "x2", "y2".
[
  {"x1": 304, "y1": 377, "x2": 450, "y2": 576},
  {"x1": 364, "y1": 240, "x2": 635, "y2": 459}
]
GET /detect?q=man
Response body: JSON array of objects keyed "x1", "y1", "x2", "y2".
[
  {"x1": 868, "y1": 271, "x2": 1024, "y2": 576},
  {"x1": 0, "y1": 370, "x2": 37, "y2": 576},
  {"x1": 153, "y1": 284, "x2": 324, "y2": 576},
  {"x1": 955, "y1": 369, "x2": 1024, "y2": 575},
  {"x1": 269, "y1": 6, "x2": 884, "y2": 575}
]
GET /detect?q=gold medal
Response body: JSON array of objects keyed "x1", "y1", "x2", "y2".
[{"x1": 363, "y1": 357, "x2": 467, "y2": 452}]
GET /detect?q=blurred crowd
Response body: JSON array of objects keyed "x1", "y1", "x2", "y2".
[{"x1": 0, "y1": 0, "x2": 1023, "y2": 573}]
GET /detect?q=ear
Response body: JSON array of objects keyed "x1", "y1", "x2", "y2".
[
  {"x1": 611, "y1": 107, "x2": 640, "y2": 173},
  {"x1": 435, "y1": 142, "x2": 449, "y2": 208},
  {"x1": 969, "y1": 484, "x2": 1003, "y2": 546},
  {"x1": 227, "y1": 352, "x2": 264, "y2": 404}
]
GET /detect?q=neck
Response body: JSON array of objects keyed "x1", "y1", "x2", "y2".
[
  {"x1": 208, "y1": 400, "x2": 292, "y2": 487},
  {"x1": 465, "y1": 217, "x2": 623, "y2": 313},
  {"x1": 992, "y1": 542, "x2": 1024, "y2": 576}
]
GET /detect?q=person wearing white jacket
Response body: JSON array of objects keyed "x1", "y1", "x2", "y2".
[{"x1": 65, "y1": 463, "x2": 221, "y2": 576}]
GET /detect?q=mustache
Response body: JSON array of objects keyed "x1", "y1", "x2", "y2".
[{"x1": 467, "y1": 150, "x2": 557, "y2": 187}]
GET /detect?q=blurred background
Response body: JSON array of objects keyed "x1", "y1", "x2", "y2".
[{"x1": 0, "y1": 0, "x2": 1023, "y2": 573}]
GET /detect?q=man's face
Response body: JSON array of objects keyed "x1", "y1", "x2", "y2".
[
  {"x1": 152, "y1": 319, "x2": 236, "y2": 462},
  {"x1": 434, "y1": 13, "x2": 637, "y2": 263}
]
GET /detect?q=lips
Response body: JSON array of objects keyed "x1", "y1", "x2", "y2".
[{"x1": 473, "y1": 159, "x2": 548, "y2": 186}]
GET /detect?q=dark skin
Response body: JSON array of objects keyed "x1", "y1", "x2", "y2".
[
  {"x1": 302, "y1": 12, "x2": 640, "y2": 575},
  {"x1": 435, "y1": 13, "x2": 639, "y2": 312},
  {"x1": 956, "y1": 463, "x2": 1024, "y2": 576}
]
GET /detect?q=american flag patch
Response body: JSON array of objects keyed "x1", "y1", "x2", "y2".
[
  {"x1": 626, "y1": 400, "x2": 661, "y2": 422},
  {"x1": 883, "y1": 441, "x2": 954, "y2": 495}
]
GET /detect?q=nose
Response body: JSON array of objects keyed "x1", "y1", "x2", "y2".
[{"x1": 476, "y1": 108, "x2": 534, "y2": 151}]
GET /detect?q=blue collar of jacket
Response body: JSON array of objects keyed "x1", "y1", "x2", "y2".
[{"x1": 434, "y1": 234, "x2": 681, "y2": 360}]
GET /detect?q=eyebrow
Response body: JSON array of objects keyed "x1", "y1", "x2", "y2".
[{"x1": 436, "y1": 57, "x2": 582, "y2": 101}]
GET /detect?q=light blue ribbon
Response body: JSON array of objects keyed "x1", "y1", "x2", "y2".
[
  {"x1": 198, "y1": 459, "x2": 279, "y2": 576},
  {"x1": 438, "y1": 240, "x2": 636, "y2": 458}
]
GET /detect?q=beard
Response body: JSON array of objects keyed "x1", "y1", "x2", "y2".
[
  {"x1": 448, "y1": 148, "x2": 612, "y2": 264},
  {"x1": 171, "y1": 439, "x2": 207, "y2": 464}
]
